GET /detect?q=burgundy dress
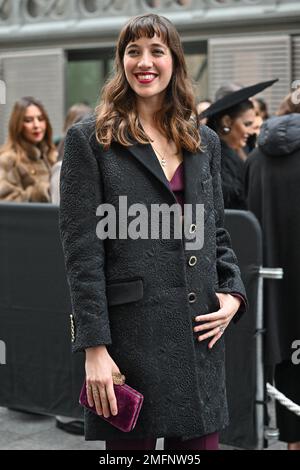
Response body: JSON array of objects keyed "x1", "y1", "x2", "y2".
[
  {"x1": 168, "y1": 161, "x2": 184, "y2": 211},
  {"x1": 106, "y1": 162, "x2": 219, "y2": 451}
]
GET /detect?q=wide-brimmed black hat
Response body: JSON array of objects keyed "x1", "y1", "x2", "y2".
[{"x1": 201, "y1": 79, "x2": 278, "y2": 118}]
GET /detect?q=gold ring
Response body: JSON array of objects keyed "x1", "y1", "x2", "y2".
[{"x1": 112, "y1": 372, "x2": 126, "y2": 385}]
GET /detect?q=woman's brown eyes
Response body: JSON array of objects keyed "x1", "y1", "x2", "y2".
[
  {"x1": 127, "y1": 49, "x2": 164, "y2": 55},
  {"x1": 24, "y1": 117, "x2": 44, "y2": 122}
]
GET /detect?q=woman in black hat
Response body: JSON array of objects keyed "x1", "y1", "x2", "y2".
[{"x1": 202, "y1": 80, "x2": 277, "y2": 210}]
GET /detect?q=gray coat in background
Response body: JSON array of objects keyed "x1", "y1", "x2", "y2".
[{"x1": 59, "y1": 116, "x2": 246, "y2": 441}]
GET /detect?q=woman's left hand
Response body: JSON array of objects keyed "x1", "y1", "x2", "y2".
[{"x1": 193, "y1": 293, "x2": 241, "y2": 349}]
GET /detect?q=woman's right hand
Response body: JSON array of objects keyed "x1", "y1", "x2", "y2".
[{"x1": 85, "y1": 345, "x2": 120, "y2": 418}]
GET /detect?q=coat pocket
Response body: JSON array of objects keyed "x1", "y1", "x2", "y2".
[{"x1": 106, "y1": 278, "x2": 144, "y2": 307}]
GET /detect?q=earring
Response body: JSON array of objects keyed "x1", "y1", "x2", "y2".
[{"x1": 223, "y1": 126, "x2": 231, "y2": 134}]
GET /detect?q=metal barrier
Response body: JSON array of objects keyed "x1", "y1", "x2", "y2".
[
  {"x1": 222, "y1": 210, "x2": 262, "y2": 448},
  {"x1": 0, "y1": 202, "x2": 83, "y2": 419},
  {"x1": 223, "y1": 210, "x2": 283, "y2": 449}
]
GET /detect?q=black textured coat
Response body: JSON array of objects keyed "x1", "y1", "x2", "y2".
[
  {"x1": 245, "y1": 114, "x2": 300, "y2": 365},
  {"x1": 59, "y1": 117, "x2": 246, "y2": 441}
]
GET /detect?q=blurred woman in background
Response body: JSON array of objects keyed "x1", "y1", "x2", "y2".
[
  {"x1": 196, "y1": 99, "x2": 211, "y2": 125},
  {"x1": 251, "y1": 99, "x2": 264, "y2": 138},
  {"x1": 51, "y1": 103, "x2": 92, "y2": 205},
  {"x1": 0, "y1": 96, "x2": 57, "y2": 202},
  {"x1": 202, "y1": 80, "x2": 277, "y2": 209},
  {"x1": 276, "y1": 92, "x2": 300, "y2": 116}
]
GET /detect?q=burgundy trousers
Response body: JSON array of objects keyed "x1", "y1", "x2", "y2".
[{"x1": 106, "y1": 432, "x2": 219, "y2": 450}]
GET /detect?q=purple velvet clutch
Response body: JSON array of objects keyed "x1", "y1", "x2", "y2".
[{"x1": 79, "y1": 380, "x2": 144, "y2": 432}]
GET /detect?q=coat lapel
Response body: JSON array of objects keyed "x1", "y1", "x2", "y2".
[
  {"x1": 116, "y1": 141, "x2": 209, "y2": 206},
  {"x1": 126, "y1": 142, "x2": 171, "y2": 194}
]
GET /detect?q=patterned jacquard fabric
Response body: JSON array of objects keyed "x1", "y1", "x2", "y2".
[{"x1": 59, "y1": 117, "x2": 247, "y2": 441}]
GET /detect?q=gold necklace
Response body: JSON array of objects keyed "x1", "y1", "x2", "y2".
[
  {"x1": 152, "y1": 145, "x2": 167, "y2": 168},
  {"x1": 139, "y1": 119, "x2": 167, "y2": 167}
]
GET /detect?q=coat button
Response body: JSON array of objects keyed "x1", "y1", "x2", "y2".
[
  {"x1": 189, "y1": 224, "x2": 196, "y2": 234},
  {"x1": 188, "y1": 292, "x2": 196, "y2": 304},
  {"x1": 188, "y1": 256, "x2": 197, "y2": 267}
]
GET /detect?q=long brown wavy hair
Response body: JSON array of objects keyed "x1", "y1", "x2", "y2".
[
  {"x1": 96, "y1": 14, "x2": 201, "y2": 153},
  {"x1": 0, "y1": 96, "x2": 57, "y2": 165}
]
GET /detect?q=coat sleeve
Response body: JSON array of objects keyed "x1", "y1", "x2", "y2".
[
  {"x1": 59, "y1": 124, "x2": 112, "y2": 352},
  {"x1": 208, "y1": 128, "x2": 248, "y2": 320}
]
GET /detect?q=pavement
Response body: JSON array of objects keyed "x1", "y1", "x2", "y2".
[{"x1": 0, "y1": 405, "x2": 286, "y2": 450}]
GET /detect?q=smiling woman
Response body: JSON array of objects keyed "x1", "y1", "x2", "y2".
[
  {"x1": 95, "y1": 14, "x2": 199, "y2": 155},
  {"x1": 59, "y1": 13, "x2": 247, "y2": 451}
]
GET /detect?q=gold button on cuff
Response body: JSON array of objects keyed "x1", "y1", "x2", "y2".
[{"x1": 188, "y1": 256, "x2": 197, "y2": 267}]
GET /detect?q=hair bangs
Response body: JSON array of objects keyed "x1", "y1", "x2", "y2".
[{"x1": 123, "y1": 15, "x2": 169, "y2": 50}]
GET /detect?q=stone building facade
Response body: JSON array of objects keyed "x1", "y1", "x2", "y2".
[{"x1": 0, "y1": 0, "x2": 299, "y2": 141}]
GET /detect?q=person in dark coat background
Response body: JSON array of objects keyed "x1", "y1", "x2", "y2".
[
  {"x1": 59, "y1": 14, "x2": 247, "y2": 451},
  {"x1": 202, "y1": 80, "x2": 277, "y2": 210},
  {"x1": 245, "y1": 93, "x2": 300, "y2": 450}
]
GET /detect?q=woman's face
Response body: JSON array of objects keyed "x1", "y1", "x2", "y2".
[
  {"x1": 22, "y1": 105, "x2": 47, "y2": 145},
  {"x1": 224, "y1": 108, "x2": 256, "y2": 150},
  {"x1": 123, "y1": 34, "x2": 173, "y2": 103}
]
